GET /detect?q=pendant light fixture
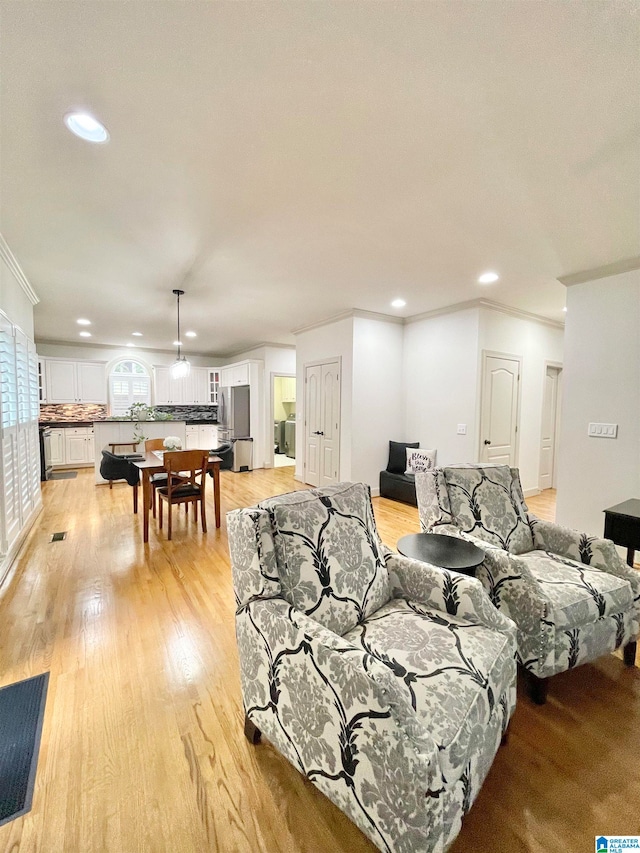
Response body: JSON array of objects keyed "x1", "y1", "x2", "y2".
[{"x1": 170, "y1": 289, "x2": 191, "y2": 379}]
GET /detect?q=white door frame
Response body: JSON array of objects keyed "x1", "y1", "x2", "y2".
[
  {"x1": 539, "y1": 361, "x2": 563, "y2": 490},
  {"x1": 269, "y1": 371, "x2": 296, "y2": 468},
  {"x1": 478, "y1": 350, "x2": 523, "y2": 466},
  {"x1": 303, "y1": 356, "x2": 341, "y2": 486}
]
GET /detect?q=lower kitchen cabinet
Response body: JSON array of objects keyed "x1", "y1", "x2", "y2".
[
  {"x1": 50, "y1": 426, "x2": 95, "y2": 467},
  {"x1": 185, "y1": 424, "x2": 219, "y2": 450}
]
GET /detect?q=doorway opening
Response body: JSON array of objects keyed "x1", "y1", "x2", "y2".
[
  {"x1": 272, "y1": 374, "x2": 296, "y2": 468},
  {"x1": 539, "y1": 363, "x2": 563, "y2": 491}
]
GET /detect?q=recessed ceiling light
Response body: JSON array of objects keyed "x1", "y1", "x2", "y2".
[
  {"x1": 391, "y1": 298, "x2": 406, "y2": 308},
  {"x1": 173, "y1": 340, "x2": 182, "y2": 347},
  {"x1": 478, "y1": 272, "x2": 499, "y2": 284},
  {"x1": 132, "y1": 331, "x2": 143, "y2": 336},
  {"x1": 79, "y1": 331, "x2": 92, "y2": 338},
  {"x1": 64, "y1": 112, "x2": 109, "y2": 144},
  {"x1": 563, "y1": 307, "x2": 567, "y2": 312},
  {"x1": 77, "y1": 318, "x2": 91, "y2": 325},
  {"x1": 185, "y1": 331, "x2": 197, "y2": 338}
]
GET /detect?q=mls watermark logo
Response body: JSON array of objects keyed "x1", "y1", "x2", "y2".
[{"x1": 596, "y1": 837, "x2": 640, "y2": 851}]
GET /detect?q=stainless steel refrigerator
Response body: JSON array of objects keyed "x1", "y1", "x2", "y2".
[{"x1": 218, "y1": 384, "x2": 250, "y2": 438}]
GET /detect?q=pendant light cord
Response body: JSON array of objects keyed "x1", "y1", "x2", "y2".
[{"x1": 173, "y1": 288, "x2": 184, "y2": 360}]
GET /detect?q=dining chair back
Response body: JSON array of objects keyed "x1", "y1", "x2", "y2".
[
  {"x1": 156, "y1": 449, "x2": 208, "y2": 539},
  {"x1": 145, "y1": 438, "x2": 175, "y2": 519}
]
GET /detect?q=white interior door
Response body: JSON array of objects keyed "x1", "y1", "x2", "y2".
[
  {"x1": 304, "y1": 359, "x2": 340, "y2": 487},
  {"x1": 539, "y1": 365, "x2": 561, "y2": 490},
  {"x1": 480, "y1": 354, "x2": 520, "y2": 465}
]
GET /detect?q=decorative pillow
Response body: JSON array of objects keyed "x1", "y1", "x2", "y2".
[
  {"x1": 259, "y1": 482, "x2": 390, "y2": 635},
  {"x1": 405, "y1": 448, "x2": 437, "y2": 474},
  {"x1": 387, "y1": 441, "x2": 419, "y2": 475},
  {"x1": 443, "y1": 465, "x2": 534, "y2": 555}
]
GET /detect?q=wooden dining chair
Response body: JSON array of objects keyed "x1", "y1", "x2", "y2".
[
  {"x1": 156, "y1": 450, "x2": 208, "y2": 540},
  {"x1": 145, "y1": 438, "x2": 175, "y2": 518}
]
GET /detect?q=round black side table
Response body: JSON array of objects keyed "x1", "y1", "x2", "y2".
[{"x1": 396, "y1": 532, "x2": 485, "y2": 576}]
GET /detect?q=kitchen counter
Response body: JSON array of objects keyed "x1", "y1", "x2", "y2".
[
  {"x1": 186, "y1": 419, "x2": 219, "y2": 425},
  {"x1": 93, "y1": 421, "x2": 187, "y2": 484}
]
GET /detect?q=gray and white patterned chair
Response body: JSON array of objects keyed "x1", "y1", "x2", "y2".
[
  {"x1": 415, "y1": 464, "x2": 640, "y2": 704},
  {"x1": 227, "y1": 481, "x2": 517, "y2": 853}
]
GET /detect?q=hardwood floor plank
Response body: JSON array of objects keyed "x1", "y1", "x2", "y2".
[{"x1": 1, "y1": 470, "x2": 638, "y2": 853}]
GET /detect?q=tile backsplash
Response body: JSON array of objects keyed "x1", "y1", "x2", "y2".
[
  {"x1": 39, "y1": 403, "x2": 218, "y2": 423},
  {"x1": 154, "y1": 405, "x2": 218, "y2": 422},
  {"x1": 39, "y1": 403, "x2": 108, "y2": 423}
]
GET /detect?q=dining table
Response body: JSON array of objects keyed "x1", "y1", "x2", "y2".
[{"x1": 132, "y1": 451, "x2": 222, "y2": 543}]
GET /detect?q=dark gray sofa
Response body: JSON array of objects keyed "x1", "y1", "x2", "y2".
[{"x1": 379, "y1": 440, "x2": 419, "y2": 506}]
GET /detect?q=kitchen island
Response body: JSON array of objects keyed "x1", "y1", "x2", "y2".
[{"x1": 94, "y1": 420, "x2": 187, "y2": 484}]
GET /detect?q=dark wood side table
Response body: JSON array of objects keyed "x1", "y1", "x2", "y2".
[
  {"x1": 603, "y1": 499, "x2": 640, "y2": 567},
  {"x1": 396, "y1": 532, "x2": 485, "y2": 576}
]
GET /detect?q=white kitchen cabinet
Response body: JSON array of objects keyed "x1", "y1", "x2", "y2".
[
  {"x1": 185, "y1": 425, "x2": 199, "y2": 449},
  {"x1": 49, "y1": 429, "x2": 65, "y2": 465},
  {"x1": 45, "y1": 359, "x2": 106, "y2": 403},
  {"x1": 57, "y1": 427, "x2": 95, "y2": 467},
  {"x1": 220, "y1": 362, "x2": 249, "y2": 387},
  {"x1": 209, "y1": 370, "x2": 220, "y2": 404},
  {"x1": 199, "y1": 424, "x2": 218, "y2": 448},
  {"x1": 185, "y1": 424, "x2": 219, "y2": 449},
  {"x1": 154, "y1": 365, "x2": 213, "y2": 405}
]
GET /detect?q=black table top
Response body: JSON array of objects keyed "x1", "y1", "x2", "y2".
[
  {"x1": 603, "y1": 499, "x2": 640, "y2": 520},
  {"x1": 396, "y1": 532, "x2": 485, "y2": 572}
]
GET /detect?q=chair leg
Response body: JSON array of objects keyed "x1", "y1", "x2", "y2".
[
  {"x1": 528, "y1": 673, "x2": 548, "y2": 705},
  {"x1": 168, "y1": 502, "x2": 172, "y2": 541},
  {"x1": 109, "y1": 480, "x2": 113, "y2": 490},
  {"x1": 158, "y1": 499, "x2": 163, "y2": 529},
  {"x1": 623, "y1": 640, "x2": 637, "y2": 666},
  {"x1": 133, "y1": 484, "x2": 138, "y2": 514},
  {"x1": 184, "y1": 502, "x2": 188, "y2": 515},
  {"x1": 501, "y1": 728, "x2": 510, "y2": 747},
  {"x1": 244, "y1": 714, "x2": 261, "y2": 745},
  {"x1": 152, "y1": 486, "x2": 156, "y2": 519},
  {"x1": 200, "y1": 495, "x2": 207, "y2": 533}
]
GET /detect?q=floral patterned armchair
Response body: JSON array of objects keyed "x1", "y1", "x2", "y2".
[
  {"x1": 227, "y1": 481, "x2": 517, "y2": 853},
  {"x1": 415, "y1": 465, "x2": 640, "y2": 704}
]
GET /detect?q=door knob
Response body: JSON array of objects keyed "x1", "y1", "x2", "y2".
[{"x1": 484, "y1": 439, "x2": 491, "y2": 445}]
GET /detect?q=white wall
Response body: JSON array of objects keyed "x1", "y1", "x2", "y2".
[
  {"x1": 351, "y1": 317, "x2": 404, "y2": 492},
  {"x1": 478, "y1": 308, "x2": 564, "y2": 495},
  {"x1": 403, "y1": 308, "x2": 481, "y2": 467},
  {"x1": 556, "y1": 270, "x2": 640, "y2": 536},
  {"x1": 294, "y1": 317, "x2": 353, "y2": 482}
]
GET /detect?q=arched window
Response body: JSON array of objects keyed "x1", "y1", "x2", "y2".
[{"x1": 109, "y1": 360, "x2": 151, "y2": 416}]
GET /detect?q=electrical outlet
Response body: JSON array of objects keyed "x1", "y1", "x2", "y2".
[
  {"x1": 588, "y1": 422, "x2": 618, "y2": 438},
  {"x1": 457, "y1": 424, "x2": 467, "y2": 435}
]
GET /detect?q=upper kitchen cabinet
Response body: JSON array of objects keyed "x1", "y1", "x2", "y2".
[
  {"x1": 219, "y1": 362, "x2": 249, "y2": 387},
  {"x1": 44, "y1": 359, "x2": 107, "y2": 403},
  {"x1": 153, "y1": 365, "x2": 213, "y2": 405}
]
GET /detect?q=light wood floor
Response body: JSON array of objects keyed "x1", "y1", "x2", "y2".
[{"x1": 1, "y1": 474, "x2": 638, "y2": 853}]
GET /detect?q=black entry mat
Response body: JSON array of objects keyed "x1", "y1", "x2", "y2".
[
  {"x1": 50, "y1": 471, "x2": 77, "y2": 480},
  {"x1": 0, "y1": 672, "x2": 49, "y2": 826}
]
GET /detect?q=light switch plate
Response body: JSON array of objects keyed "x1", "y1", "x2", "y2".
[
  {"x1": 457, "y1": 424, "x2": 467, "y2": 435},
  {"x1": 588, "y1": 422, "x2": 618, "y2": 438}
]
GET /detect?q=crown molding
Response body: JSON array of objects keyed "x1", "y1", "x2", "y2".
[
  {"x1": 222, "y1": 341, "x2": 296, "y2": 359},
  {"x1": 405, "y1": 298, "x2": 564, "y2": 330},
  {"x1": 293, "y1": 308, "x2": 402, "y2": 336},
  {"x1": 558, "y1": 257, "x2": 640, "y2": 287},
  {"x1": 0, "y1": 233, "x2": 39, "y2": 305}
]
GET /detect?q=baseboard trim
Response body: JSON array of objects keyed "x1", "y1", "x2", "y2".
[
  {"x1": 370, "y1": 487, "x2": 380, "y2": 497},
  {"x1": 524, "y1": 487, "x2": 541, "y2": 498}
]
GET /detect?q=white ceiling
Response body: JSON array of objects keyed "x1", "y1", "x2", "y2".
[{"x1": 1, "y1": 1, "x2": 639, "y2": 355}]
